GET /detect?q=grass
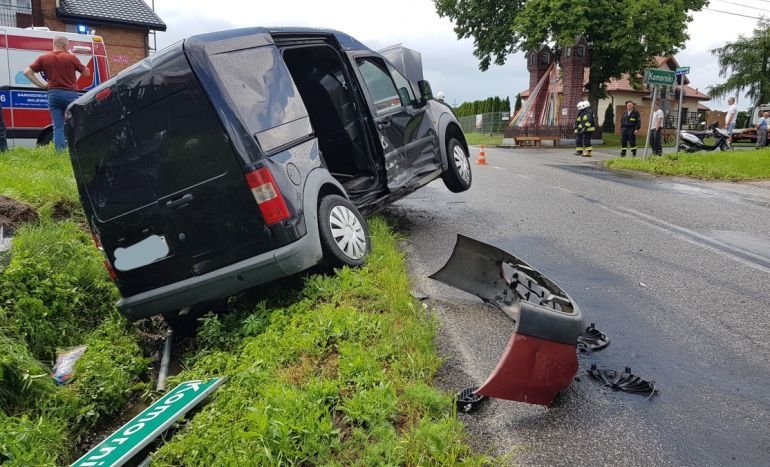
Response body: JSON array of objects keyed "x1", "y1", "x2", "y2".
[
  {"x1": 0, "y1": 146, "x2": 79, "y2": 219},
  {"x1": 0, "y1": 220, "x2": 149, "y2": 465},
  {"x1": 151, "y1": 218, "x2": 490, "y2": 465},
  {"x1": 606, "y1": 148, "x2": 770, "y2": 180},
  {"x1": 0, "y1": 147, "x2": 149, "y2": 465},
  {"x1": 465, "y1": 133, "x2": 503, "y2": 146}
]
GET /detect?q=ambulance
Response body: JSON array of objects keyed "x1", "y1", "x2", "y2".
[{"x1": 0, "y1": 26, "x2": 110, "y2": 148}]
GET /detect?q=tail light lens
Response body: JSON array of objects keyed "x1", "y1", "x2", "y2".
[
  {"x1": 245, "y1": 167, "x2": 290, "y2": 225},
  {"x1": 91, "y1": 231, "x2": 117, "y2": 281}
]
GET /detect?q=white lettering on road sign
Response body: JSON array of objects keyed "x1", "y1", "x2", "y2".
[
  {"x1": 137, "y1": 404, "x2": 171, "y2": 423},
  {"x1": 123, "y1": 423, "x2": 145, "y2": 436}
]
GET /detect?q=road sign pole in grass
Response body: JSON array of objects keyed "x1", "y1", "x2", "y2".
[
  {"x1": 675, "y1": 69, "x2": 688, "y2": 154},
  {"x1": 643, "y1": 85, "x2": 659, "y2": 160}
]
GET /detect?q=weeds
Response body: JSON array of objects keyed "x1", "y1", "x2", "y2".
[
  {"x1": 0, "y1": 220, "x2": 147, "y2": 465},
  {"x1": 151, "y1": 219, "x2": 489, "y2": 465}
]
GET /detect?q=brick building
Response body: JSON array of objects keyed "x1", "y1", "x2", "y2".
[{"x1": 0, "y1": 0, "x2": 166, "y2": 75}]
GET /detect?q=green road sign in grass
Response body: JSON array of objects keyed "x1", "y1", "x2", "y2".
[
  {"x1": 72, "y1": 377, "x2": 226, "y2": 467},
  {"x1": 644, "y1": 69, "x2": 676, "y2": 86}
]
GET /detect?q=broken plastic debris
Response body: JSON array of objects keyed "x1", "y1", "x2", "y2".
[
  {"x1": 588, "y1": 364, "x2": 658, "y2": 398},
  {"x1": 639, "y1": 282, "x2": 648, "y2": 288},
  {"x1": 52, "y1": 345, "x2": 87, "y2": 385},
  {"x1": 577, "y1": 323, "x2": 610, "y2": 352},
  {"x1": 456, "y1": 387, "x2": 488, "y2": 413}
]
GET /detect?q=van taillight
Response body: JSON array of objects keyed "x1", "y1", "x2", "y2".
[
  {"x1": 245, "y1": 167, "x2": 290, "y2": 225},
  {"x1": 91, "y1": 232, "x2": 117, "y2": 281}
]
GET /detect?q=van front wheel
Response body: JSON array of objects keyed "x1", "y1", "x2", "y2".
[
  {"x1": 441, "y1": 138, "x2": 472, "y2": 193},
  {"x1": 318, "y1": 194, "x2": 370, "y2": 268}
]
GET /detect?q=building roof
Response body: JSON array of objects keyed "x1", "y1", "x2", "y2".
[
  {"x1": 520, "y1": 56, "x2": 709, "y2": 101},
  {"x1": 57, "y1": 0, "x2": 166, "y2": 31}
]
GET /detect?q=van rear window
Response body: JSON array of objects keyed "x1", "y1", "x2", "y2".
[
  {"x1": 209, "y1": 46, "x2": 309, "y2": 135},
  {"x1": 76, "y1": 121, "x2": 156, "y2": 222}
]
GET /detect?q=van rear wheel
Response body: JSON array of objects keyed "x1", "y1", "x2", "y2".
[
  {"x1": 441, "y1": 138, "x2": 472, "y2": 193},
  {"x1": 318, "y1": 194, "x2": 370, "y2": 268}
]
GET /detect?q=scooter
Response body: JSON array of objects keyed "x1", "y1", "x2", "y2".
[{"x1": 679, "y1": 123, "x2": 731, "y2": 153}]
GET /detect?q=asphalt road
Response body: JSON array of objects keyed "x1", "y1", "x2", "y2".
[{"x1": 389, "y1": 146, "x2": 770, "y2": 466}]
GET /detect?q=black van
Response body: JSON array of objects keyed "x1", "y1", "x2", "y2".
[{"x1": 66, "y1": 27, "x2": 472, "y2": 322}]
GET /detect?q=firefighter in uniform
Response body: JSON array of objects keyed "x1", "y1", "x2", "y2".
[
  {"x1": 574, "y1": 101, "x2": 596, "y2": 157},
  {"x1": 620, "y1": 100, "x2": 641, "y2": 157}
]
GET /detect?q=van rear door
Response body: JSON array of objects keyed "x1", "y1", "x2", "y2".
[{"x1": 70, "y1": 45, "x2": 282, "y2": 298}]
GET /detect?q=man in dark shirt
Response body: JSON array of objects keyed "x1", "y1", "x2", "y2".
[
  {"x1": 620, "y1": 100, "x2": 641, "y2": 157},
  {"x1": 24, "y1": 36, "x2": 91, "y2": 151}
]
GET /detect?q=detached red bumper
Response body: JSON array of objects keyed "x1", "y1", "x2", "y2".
[{"x1": 430, "y1": 235, "x2": 585, "y2": 406}]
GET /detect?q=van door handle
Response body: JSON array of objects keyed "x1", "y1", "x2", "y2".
[
  {"x1": 378, "y1": 120, "x2": 392, "y2": 130},
  {"x1": 166, "y1": 193, "x2": 193, "y2": 208}
]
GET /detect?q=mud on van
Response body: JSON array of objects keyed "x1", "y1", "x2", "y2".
[{"x1": 66, "y1": 27, "x2": 471, "y2": 322}]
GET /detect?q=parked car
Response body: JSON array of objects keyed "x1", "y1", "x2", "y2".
[{"x1": 66, "y1": 27, "x2": 472, "y2": 322}]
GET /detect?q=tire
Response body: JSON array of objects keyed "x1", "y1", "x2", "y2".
[
  {"x1": 318, "y1": 194, "x2": 370, "y2": 268},
  {"x1": 441, "y1": 137, "x2": 472, "y2": 193}
]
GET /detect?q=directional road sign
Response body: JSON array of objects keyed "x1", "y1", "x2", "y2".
[
  {"x1": 644, "y1": 68, "x2": 676, "y2": 86},
  {"x1": 72, "y1": 378, "x2": 226, "y2": 467}
]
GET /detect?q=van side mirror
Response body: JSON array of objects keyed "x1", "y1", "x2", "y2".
[{"x1": 418, "y1": 80, "x2": 433, "y2": 101}]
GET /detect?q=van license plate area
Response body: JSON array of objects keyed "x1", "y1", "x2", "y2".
[{"x1": 113, "y1": 235, "x2": 170, "y2": 271}]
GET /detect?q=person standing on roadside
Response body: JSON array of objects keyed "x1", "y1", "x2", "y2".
[
  {"x1": 725, "y1": 96, "x2": 737, "y2": 146},
  {"x1": 23, "y1": 36, "x2": 90, "y2": 152},
  {"x1": 756, "y1": 110, "x2": 769, "y2": 149},
  {"x1": 574, "y1": 101, "x2": 596, "y2": 157},
  {"x1": 620, "y1": 100, "x2": 641, "y2": 157},
  {"x1": 651, "y1": 102, "x2": 665, "y2": 156}
]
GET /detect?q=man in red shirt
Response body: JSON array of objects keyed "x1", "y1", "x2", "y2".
[{"x1": 24, "y1": 36, "x2": 91, "y2": 151}]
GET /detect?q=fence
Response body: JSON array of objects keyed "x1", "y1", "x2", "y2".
[{"x1": 457, "y1": 112, "x2": 511, "y2": 135}]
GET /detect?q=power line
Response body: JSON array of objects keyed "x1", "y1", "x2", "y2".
[
  {"x1": 704, "y1": 7, "x2": 763, "y2": 19},
  {"x1": 713, "y1": 0, "x2": 770, "y2": 14}
]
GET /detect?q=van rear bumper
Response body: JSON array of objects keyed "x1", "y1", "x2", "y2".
[{"x1": 116, "y1": 232, "x2": 322, "y2": 321}]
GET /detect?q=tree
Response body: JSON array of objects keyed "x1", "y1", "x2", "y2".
[
  {"x1": 603, "y1": 102, "x2": 615, "y2": 133},
  {"x1": 514, "y1": 94, "x2": 522, "y2": 114},
  {"x1": 709, "y1": 19, "x2": 770, "y2": 107},
  {"x1": 435, "y1": 0, "x2": 707, "y2": 111}
]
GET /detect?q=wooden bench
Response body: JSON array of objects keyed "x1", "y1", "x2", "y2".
[
  {"x1": 514, "y1": 136, "x2": 542, "y2": 146},
  {"x1": 514, "y1": 136, "x2": 560, "y2": 147}
]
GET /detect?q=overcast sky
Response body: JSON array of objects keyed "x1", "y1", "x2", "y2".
[{"x1": 151, "y1": 0, "x2": 766, "y2": 111}]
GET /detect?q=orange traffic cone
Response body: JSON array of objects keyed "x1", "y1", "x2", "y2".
[{"x1": 477, "y1": 145, "x2": 487, "y2": 165}]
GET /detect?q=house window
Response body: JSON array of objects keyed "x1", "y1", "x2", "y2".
[
  {"x1": 575, "y1": 47, "x2": 585, "y2": 57},
  {"x1": 540, "y1": 53, "x2": 550, "y2": 65},
  {"x1": 0, "y1": 0, "x2": 32, "y2": 7}
]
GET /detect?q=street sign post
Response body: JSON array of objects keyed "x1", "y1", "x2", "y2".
[
  {"x1": 643, "y1": 85, "x2": 659, "y2": 160},
  {"x1": 674, "y1": 67, "x2": 689, "y2": 153},
  {"x1": 644, "y1": 69, "x2": 676, "y2": 86},
  {"x1": 72, "y1": 378, "x2": 227, "y2": 467}
]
